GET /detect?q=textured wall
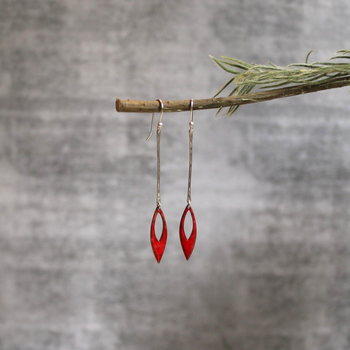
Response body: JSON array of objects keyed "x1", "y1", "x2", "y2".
[{"x1": 1, "y1": 1, "x2": 350, "y2": 349}]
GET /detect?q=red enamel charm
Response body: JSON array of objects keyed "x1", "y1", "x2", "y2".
[
  {"x1": 150, "y1": 206, "x2": 167, "y2": 263},
  {"x1": 179, "y1": 204, "x2": 197, "y2": 260}
]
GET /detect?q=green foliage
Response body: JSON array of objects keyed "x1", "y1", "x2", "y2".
[{"x1": 211, "y1": 50, "x2": 350, "y2": 116}]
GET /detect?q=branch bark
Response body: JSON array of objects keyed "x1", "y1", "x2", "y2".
[{"x1": 116, "y1": 76, "x2": 350, "y2": 113}]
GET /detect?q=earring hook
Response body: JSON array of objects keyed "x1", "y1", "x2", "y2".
[
  {"x1": 146, "y1": 99, "x2": 164, "y2": 141},
  {"x1": 190, "y1": 98, "x2": 194, "y2": 124}
]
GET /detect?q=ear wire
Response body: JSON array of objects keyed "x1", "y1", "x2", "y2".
[{"x1": 146, "y1": 99, "x2": 164, "y2": 141}]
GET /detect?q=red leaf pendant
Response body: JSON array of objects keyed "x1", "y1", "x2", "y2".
[
  {"x1": 150, "y1": 206, "x2": 167, "y2": 263},
  {"x1": 179, "y1": 204, "x2": 197, "y2": 260}
]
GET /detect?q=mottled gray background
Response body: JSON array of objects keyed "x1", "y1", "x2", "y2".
[{"x1": 1, "y1": 1, "x2": 350, "y2": 349}]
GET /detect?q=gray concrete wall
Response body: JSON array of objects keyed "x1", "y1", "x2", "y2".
[{"x1": 1, "y1": 1, "x2": 350, "y2": 349}]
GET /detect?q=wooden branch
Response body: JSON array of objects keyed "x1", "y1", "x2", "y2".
[{"x1": 116, "y1": 76, "x2": 350, "y2": 113}]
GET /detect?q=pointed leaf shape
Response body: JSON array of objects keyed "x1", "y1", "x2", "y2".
[
  {"x1": 150, "y1": 207, "x2": 167, "y2": 263},
  {"x1": 179, "y1": 205, "x2": 197, "y2": 260}
]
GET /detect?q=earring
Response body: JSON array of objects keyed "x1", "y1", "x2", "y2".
[
  {"x1": 147, "y1": 99, "x2": 167, "y2": 263},
  {"x1": 179, "y1": 99, "x2": 197, "y2": 260}
]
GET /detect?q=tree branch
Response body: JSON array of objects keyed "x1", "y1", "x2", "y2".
[{"x1": 115, "y1": 76, "x2": 350, "y2": 114}]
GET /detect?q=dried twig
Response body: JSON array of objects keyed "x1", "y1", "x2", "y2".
[{"x1": 115, "y1": 50, "x2": 350, "y2": 114}]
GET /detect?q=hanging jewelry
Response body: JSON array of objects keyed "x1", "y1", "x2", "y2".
[
  {"x1": 179, "y1": 99, "x2": 197, "y2": 260},
  {"x1": 147, "y1": 99, "x2": 167, "y2": 263}
]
